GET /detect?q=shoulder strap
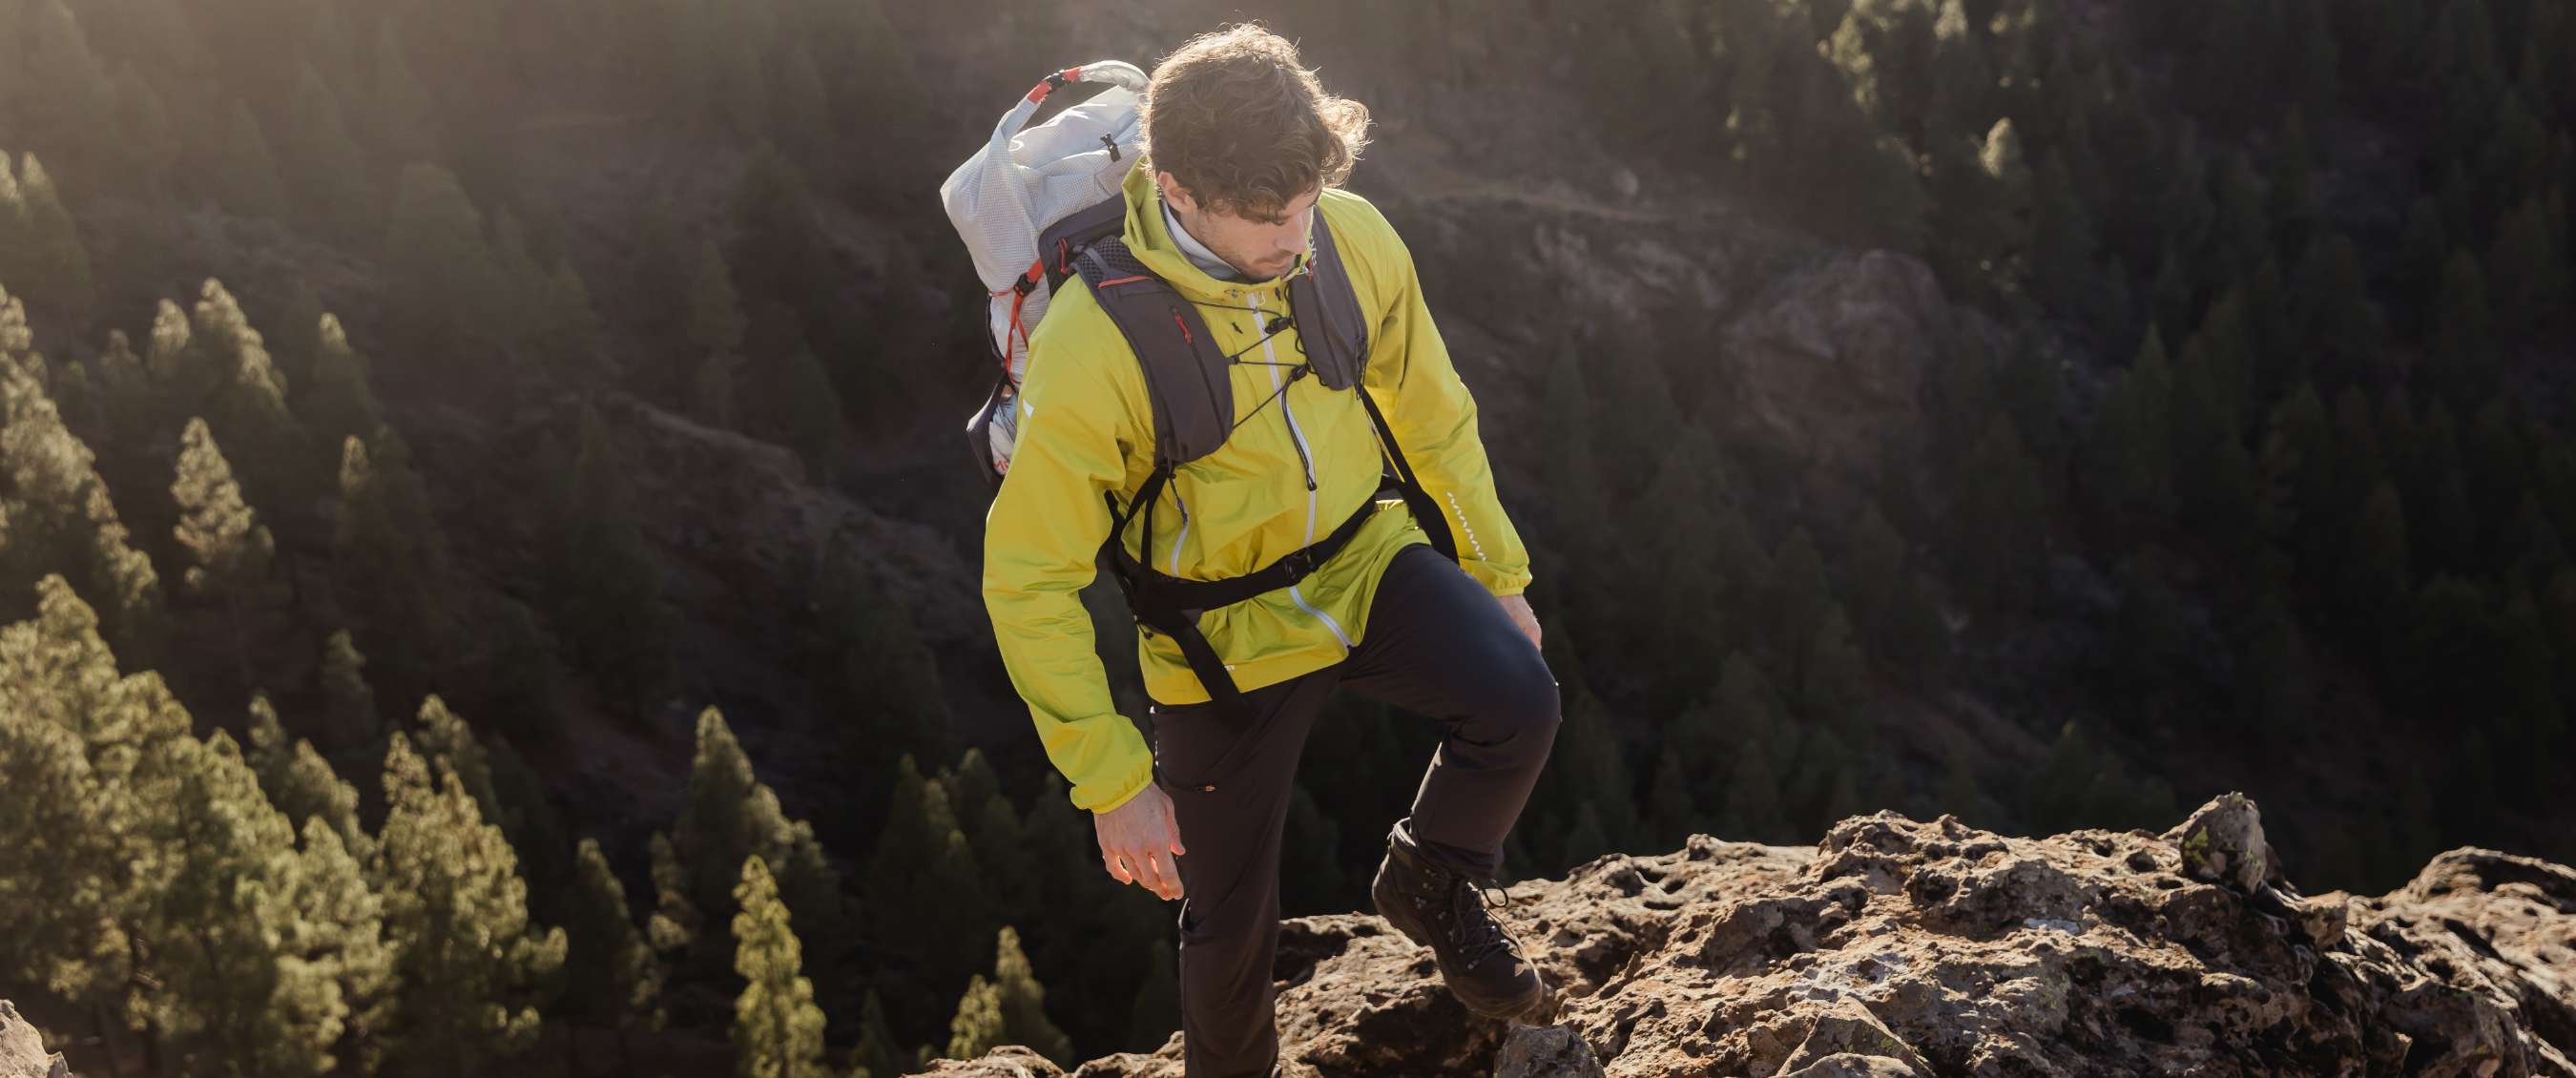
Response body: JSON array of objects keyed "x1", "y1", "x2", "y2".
[
  {"x1": 1037, "y1": 197, "x2": 1131, "y2": 295},
  {"x1": 1284, "y1": 211, "x2": 1369, "y2": 390},
  {"x1": 1070, "y1": 236, "x2": 1235, "y2": 466},
  {"x1": 1286, "y1": 209, "x2": 1462, "y2": 564}
]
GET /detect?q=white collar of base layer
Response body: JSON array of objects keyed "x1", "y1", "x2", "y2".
[{"x1": 1162, "y1": 198, "x2": 1252, "y2": 283}]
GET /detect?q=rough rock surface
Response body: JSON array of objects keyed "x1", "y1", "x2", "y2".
[
  {"x1": 942, "y1": 795, "x2": 2575, "y2": 1076},
  {"x1": 0, "y1": 1002, "x2": 69, "y2": 1078}
]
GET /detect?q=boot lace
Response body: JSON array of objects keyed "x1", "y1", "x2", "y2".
[{"x1": 1442, "y1": 873, "x2": 1518, "y2": 966}]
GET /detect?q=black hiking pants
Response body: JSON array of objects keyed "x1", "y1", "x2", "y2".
[{"x1": 1149, "y1": 543, "x2": 1563, "y2": 1078}]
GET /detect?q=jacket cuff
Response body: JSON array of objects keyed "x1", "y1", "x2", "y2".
[
  {"x1": 1462, "y1": 559, "x2": 1532, "y2": 598},
  {"x1": 1079, "y1": 756, "x2": 1156, "y2": 814}
]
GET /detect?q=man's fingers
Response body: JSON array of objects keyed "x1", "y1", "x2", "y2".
[
  {"x1": 1132, "y1": 847, "x2": 1173, "y2": 898},
  {"x1": 1103, "y1": 850, "x2": 1133, "y2": 884},
  {"x1": 1147, "y1": 850, "x2": 1184, "y2": 900}
]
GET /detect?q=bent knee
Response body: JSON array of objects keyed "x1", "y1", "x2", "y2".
[{"x1": 1478, "y1": 651, "x2": 1561, "y2": 738}]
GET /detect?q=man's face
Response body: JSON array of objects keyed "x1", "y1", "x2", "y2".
[{"x1": 1160, "y1": 172, "x2": 1319, "y2": 281}]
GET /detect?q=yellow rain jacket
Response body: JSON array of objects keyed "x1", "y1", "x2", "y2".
[{"x1": 981, "y1": 160, "x2": 1532, "y2": 813}]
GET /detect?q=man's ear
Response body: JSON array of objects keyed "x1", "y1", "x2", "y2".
[{"x1": 1156, "y1": 171, "x2": 1196, "y2": 214}]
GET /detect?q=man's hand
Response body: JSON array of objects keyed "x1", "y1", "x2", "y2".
[
  {"x1": 1094, "y1": 784, "x2": 1187, "y2": 901},
  {"x1": 1498, "y1": 593, "x2": 1542, "y2": 651}
]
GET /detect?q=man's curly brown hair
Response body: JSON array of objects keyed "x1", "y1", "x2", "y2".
[{"x1": 1138, "y1": 24, "x2": 1371, "y2": 225}]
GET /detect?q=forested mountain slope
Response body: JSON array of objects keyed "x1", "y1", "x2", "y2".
[{"x1": 1, "y1": 0, "x2": 2572, "y2": 1071}]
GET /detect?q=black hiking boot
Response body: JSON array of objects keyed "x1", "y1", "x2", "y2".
[{"x1": 1370, "y1": 836, "x2": 1552, "y2": 1022}]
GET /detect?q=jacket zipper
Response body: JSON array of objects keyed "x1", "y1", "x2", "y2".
[{"x1": 1251, "y1": 293, "x2": 1351, "y2": 651}]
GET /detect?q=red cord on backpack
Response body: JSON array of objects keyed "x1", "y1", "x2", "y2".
[{"x1": 994, "y1": 257, "x2": 1045, "y2": 379}]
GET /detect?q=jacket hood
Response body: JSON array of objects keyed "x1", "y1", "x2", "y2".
[{"x1": 1118, "y1": 159, "x2": 1308, "y2": 301}]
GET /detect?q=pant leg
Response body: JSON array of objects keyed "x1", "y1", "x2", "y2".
[
  {"x1": 1152, "y1": 667, "x2": 1339, "y2": 1078},
  {"x1": 1339, "y1": 544, "x2": 1564, "y2": 881}
]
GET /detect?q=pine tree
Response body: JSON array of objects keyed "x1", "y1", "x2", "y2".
[
  {"x1": 382, "y1": 163, "x2": 499, "y2": 363},
  {"x1": 694, "y1": 350, "x2": 740, "y2": 427},
  {"x1": 686, "y1": 240, "x2": 747, "y2": 361},
  {"x1": 19, "y1": 0, "x2": 112, "y2": 158},
  {"x1": 142, "y1": 732, "x2": 345, "y2": 1077},
  {"x1": 2027, "y1": 149, "x2": 2098, "y2": 314},
  {"x1": 331, "y1": 429, "x2": 449, "y2": 704},
  {"x1": 213, "y1": 98, "x2": 288, "y2": 219},
  {"x1": 2347, "y1": 482, "x2": 2416, "y2": 641},
  {"x1": 731, "y1": 856, "x2": 831, "y2": 1078},
  {"x1": 0, "y1": 160, "x2": 26, "y2": 294},
  {"x1": 0, "y1": 600, "x2": 126, "y2": 1008},
  {"x1": 411, "y1": 694, "x2": 503, "y2": 830},
  {"x1": 1954, "y1": 414, "x2": 2046, "y2": 612},
  {"x1": 1632, "y1": 425, "x2": 1740, "y2": 707},
  {"x1": 565, "y1": 837, "x2": 664, "y2": 1065},
  {"x1": 1714, "y1": 652, "x2": 1791, "y2": 830},
  {"x1": 863, "y1": 755, "x2": 991, "y2": 1024},
  {"x1": 541, "y1": 401, "x2": 672, "y2": 714},
  {"x1": 110, "y1": 63, "x2": 180, "y2": 199},
  {"x1": 2088, "y1": 327, "x2": 2178, "y2": 529},
  {"x1": 814, "y1": 545, "x2": 948, "y2": 774},
  {"x1": 289, "y1": 816, "x2": 394, "y2": 1075},
  {"x1": 2485, "y1": 193, "x2": 2571, "y2": 339},
  {"x1": 2289, "y1": 231, "x2": 2387, "y2": 390},
  {"x1": 284, "y1": 66, "x2": 378, "y2": 244},
  {"x1": 1524, "y1": 677, "x2": 1635, "y2": 872},
  {"x1": 319, "y1": 628, "x2": 382, "y2": 753},
  {"x1": 245, "y1": 694, "x2": 368, "y2": 857},
  {"x1": 646, "y1": 829, "x2": 699, "y2": 963},
  {"x1": 0, "y1": 335, "x2": 163, "y2": 648},
  {"x1": 944, "y1": 976, "x2": 1007, "y2": 1062},
  {"x1": 172, "y1": 416, "x2": 276, "y2": 683},
  {"x1": 52, "y1": 653, "x2": 197, "y2": 1044},
  {"x1": 371, "y1": 732, "x2": 567, "y2": 1076},
  {"x1": 188, "y1": 279, "x2": 310, "y2": 512},
  {"x1": 14, "y1": 154, "x2": 95, "y2": 330},
  {"x1": 672, "y1": 709, "x2": 844, "y2": 985},
  {"x1": 997, "y1": 925, "x2": 1073, "y2": 1062},
  {"x1": 1126, "y1": 937, "x2": 1179, "y2": 1052},
  {"x1": 1844, "y1": 501, "x2": 1948, "y2": 674},
  {"x1": 727, "y1": 147, "x2": 839, "y2": 360},
  {"x1": 1280, "y1": 782, "x2": 1345, "y2": 915},
  {"x1": 1981, "y1": 113, "x2": 2034, "y2": 202},
  {"x1": 850, "y1": 988, "x2": 907, "y2": 1078},
  {"x1": 2432, "y1": 247, "x2": 2499, "y2": 400},
  {"x1": 2212, "y1": 149, "x2": 2274, "y2": 285},
  {"x1": 774, "y1": 346, "x2": 845, "y2": 482},
  {"x1": 302, "y1": 312, "x2": 385, "y2": 452},
  {"x1": 535, "y1": 257, "x2": 612, "y2": 386},
  {"x1": 369, "y1": 21, "x2": 440, "y2": 165}
]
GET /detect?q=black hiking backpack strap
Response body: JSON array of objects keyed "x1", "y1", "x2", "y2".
[
  {"x1": 1283, "y1": 211, "x2": 1462, "y2": 564},
  {"x1": 1047, "y1": 197, "x2": 1462, "y2": 720}
]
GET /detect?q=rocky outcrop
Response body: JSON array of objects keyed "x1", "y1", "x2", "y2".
[
  {"x1": 941, "y1": 795, "x2": 2576, "y2": 1076},
  {"x1": 1709, "y1": 249, "x2": 1970, "y2": 478},
  {"x1": 0, "y1": 1002, "x2": 70, "y2": 1078}
]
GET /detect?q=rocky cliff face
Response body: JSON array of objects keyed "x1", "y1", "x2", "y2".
[
  {"x1": 929, "y1": 796, "x2": 2576, "y2": 1077},
  {"x1": 0, "y1": 1002, "x2": 70, "y2": 1078}
]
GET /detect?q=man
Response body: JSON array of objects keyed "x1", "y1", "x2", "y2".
[{"x1": 981, "y1": 24, "x2": 1561, "y2": 1076}]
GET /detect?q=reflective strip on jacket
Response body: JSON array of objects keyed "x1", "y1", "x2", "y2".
[{"x1": 981, "y1": 158, "x2": 1533, "y2": 813}]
